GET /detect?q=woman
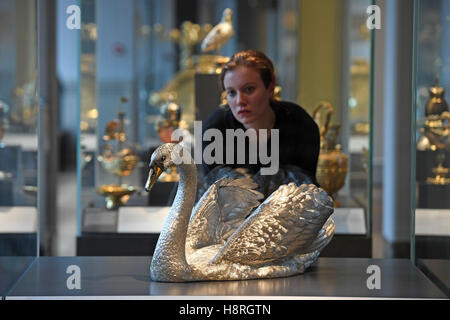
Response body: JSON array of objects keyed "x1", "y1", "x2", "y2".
[{"x1": 201, "y1": 50, "x2": 320, "y2": 188}]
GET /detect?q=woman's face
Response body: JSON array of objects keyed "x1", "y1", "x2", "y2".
[{"x1": 223, "y1": 66, "x2": 274, "y2": 127}]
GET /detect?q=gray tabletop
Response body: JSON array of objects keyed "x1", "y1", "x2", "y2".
[
  {"x1": 0, "y1": 256, "x2": 36, "y2": 297},
  {"x1": 418, "y1": 259, "x2": 450, "y2": 297},
  {"x1": 5, "y1": 256, "x2": 447, "y2": 299}
]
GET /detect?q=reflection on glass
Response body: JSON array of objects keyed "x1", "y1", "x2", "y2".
[
  {"x1": 413, "y1": 0, "x2": 450, "y2": 294},
  {"x1": 0, "y1": 0, "x2": 38, "y2": 298},
  {"x1": 297, "y1": 0, "x2": 372, "y2": 243},
  {"x1": 76, "y1": 1, "x2": 374, "y2": 260}
]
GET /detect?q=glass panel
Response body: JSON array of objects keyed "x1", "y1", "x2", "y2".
[
  {"x1": 347, "y1": 0, "x2": 373, "y2": 239},
  {"x1": 297, "y1": 0, "x2": 373, "y2": 250},
  {"x1": 77, "y1": 0, "x2": 373, "y2": 258},
  {"x1": 413, "y1": 0, "x2": 450, "y2": 293},
  {"x1": 0, "y1": 0, "x2": 38, "y2": 297}
]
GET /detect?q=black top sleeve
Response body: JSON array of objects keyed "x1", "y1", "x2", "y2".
[
  {"x1": 201, "y1": 107, "x2": 229, "y2": 174},
  {"x1": 271, "y1": 101, "x2": 320, "y2": 184}
]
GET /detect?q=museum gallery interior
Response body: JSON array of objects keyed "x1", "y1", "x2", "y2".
[{"x1": 0, "y1": 0, "x2": 449, "y2": 300}]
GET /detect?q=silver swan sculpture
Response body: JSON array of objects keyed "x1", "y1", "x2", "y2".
[{"x1": 145, "y1": 143, "x2": 335, "y2": 282}]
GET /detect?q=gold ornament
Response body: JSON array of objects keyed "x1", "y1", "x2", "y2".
[{"x1": 313, "y1": 102, "x2": 348, "y2": 206}]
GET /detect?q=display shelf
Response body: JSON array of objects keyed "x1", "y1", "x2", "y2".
[
  {"x1": 415, "y1": 209, "x2": 450, "y2": 259},
  {"x1": 117, "y1": 206, "x2": 170, "y2": 233},
  {"x1": 415, "y1": 209, "x2": 450, "y2": 236},
  {"x1": 0, "y1": 207, "x2": 38, "y2": 233},
  {"x1": 1, "y1": 135, "x2": 38, "y2": 152},
  {"x1": 5, "y1": 257, "x2": 446, "y2": 299}
]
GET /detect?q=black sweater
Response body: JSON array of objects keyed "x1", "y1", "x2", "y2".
[{"x1": 201, "y1": 100, "x2": 320, "y2": 184}]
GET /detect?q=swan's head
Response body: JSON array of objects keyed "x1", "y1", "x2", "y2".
[{"x1": 144, "y1": 143, "x2": 177, "y2": 192}]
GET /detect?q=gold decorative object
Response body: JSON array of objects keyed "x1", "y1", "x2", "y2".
[
  {"x1": 97, "y1": 147, "x2": 139, "y2": 177},
  {"x1": 273, "y1": 86, "x2": 282, "y2": 101},
  {"x1": 313, "y1": 102, "x2": 348, "y2": 206},
  {"x1": 425, "y1": 79, "x2": 449, "y2": 117},
  {"x1": 416, "y1": 81, "x2": 450, "y2": 184},
  {"x1": 145, "y1": 143, "x2": 334, "y2": 282},
  {"x1": 420, "y1": 112, "x2": 450, "y2": 151},
  {"x1": 97, "y1": 97, "x2": 139, "y2": 209},
  {"x1": 425, "y1": 111, "x2": 450, "y2": 185},
  {"x1": 97, "y1": 184, "x2": 136, "y2": 210},
  {"x1": 153, "y1": 21, "x2": 212, "y2": 70},
  {"x1": 417, "y1": 81, "x2": 449, "y2": 151},
  {"x1": 149, "y1": 15, "x2": 233, "y2": 127}
]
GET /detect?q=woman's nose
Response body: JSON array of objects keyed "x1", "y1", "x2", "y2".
[{"x1": 237, "y1": 92, "x2": 247, "y2": 106}]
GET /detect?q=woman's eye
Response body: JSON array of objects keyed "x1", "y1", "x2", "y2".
[
  {"x1": 244, "y1": 86, "x2": 255, "y2": 94},
  {"x1": 227, "y1": 91, "x2": 236, "y2": 97}
]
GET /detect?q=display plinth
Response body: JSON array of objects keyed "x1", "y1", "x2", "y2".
[
  {"x1": 194, "y1": 73, "x2": 222, "y2": 121},
  {"x1": 418, "y1": 183, "x2": 450, "y2": 209},
  {"x1": 5, "y1": 257, "x2": 446, "y2": 299}
]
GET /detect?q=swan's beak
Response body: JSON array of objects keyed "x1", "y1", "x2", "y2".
[{"x1": 144, "y1": 165, "x2": 162, "y2": 192}]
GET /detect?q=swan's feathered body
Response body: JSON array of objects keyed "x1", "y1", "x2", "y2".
[
  {"x1": 201, "y1": 8, "x2": 234, "y2": 53},
  {"x1": 146, "y1": 143, "x2": 335, "y2": 282}
]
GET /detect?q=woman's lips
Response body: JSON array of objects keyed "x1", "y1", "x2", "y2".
[{"x1": 238, "y1": 109, "x2": 251, "y2": 116}]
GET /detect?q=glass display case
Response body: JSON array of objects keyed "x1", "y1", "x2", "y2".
[
  {"x1": 0, "y1": 0, "x2": 38, "y2": 298},
  {"x1": 75, "y1": 0, "x2": 374, "y2": 258},
  {"x1": 412, "y1": 0, "x2": 450, "y2": 297},
  {"x1": 3, "y1": 0, "x2": 450, "y2": 302}
]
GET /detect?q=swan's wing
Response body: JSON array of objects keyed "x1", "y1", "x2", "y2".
[
  {"x1": 186, "y1": 177, "x2": 264, "y2": 252},
  {"x1": 305, "y1": 217, "x2": 335, "y2": 253},
  {"x1": 196, "y1": 166, "x2": 251, "y2": 203},
  {"x1": 253, "y1": 165, "x2": 314, "y2": 199},
  {"x1": 211, "y1": 183, "x2": 334, "y2": 266}
]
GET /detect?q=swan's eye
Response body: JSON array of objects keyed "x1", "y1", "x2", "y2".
[{"x1": 161, "y1": 156, "x2": 166, "y2": 162}]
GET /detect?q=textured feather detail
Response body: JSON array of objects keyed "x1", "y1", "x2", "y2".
[
  {"x1": 197, "y1": 165, "x2": 313, "y2": 203},
  {"x1": 186, "y1": 177, "x2": 263, "y2": 256},
  {"x1": 211, "y1": 183, "x2": 334, "y2": 266},
  {"x1": 305, "y1": 217, "x2": 335, "y2": 253}
]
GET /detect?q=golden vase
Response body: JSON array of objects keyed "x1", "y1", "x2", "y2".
[{"x1": 313, "y1": 102, "x2": 348, "y2": 205}]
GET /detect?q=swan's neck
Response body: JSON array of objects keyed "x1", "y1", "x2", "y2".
[{"x1": 150, "y1": 162, "x2": 197, "y2": 281}]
